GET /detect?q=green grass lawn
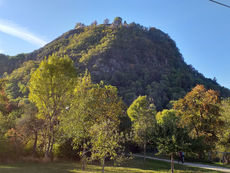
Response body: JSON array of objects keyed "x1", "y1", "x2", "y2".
[
  {"x1": 213, "y1": 162, "x2": 230, "y2": 168},
  {"x1": 0, "y1": 158, "x2": 219, "y2": 173}
]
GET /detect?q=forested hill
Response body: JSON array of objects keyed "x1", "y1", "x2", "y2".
[{"x1": 1, "y1": 18, "x2": 230, "y2": 109}]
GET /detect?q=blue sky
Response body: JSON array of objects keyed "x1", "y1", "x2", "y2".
[{"x1": 0, "y1": 0, "x2": 230, "y2": 88}]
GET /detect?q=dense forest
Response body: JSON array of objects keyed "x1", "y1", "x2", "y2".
[{"x1": 0, "y1": 17, "x2": 230, "y2": 173}]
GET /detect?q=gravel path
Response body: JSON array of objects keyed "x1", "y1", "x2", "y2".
[{"x1": 133, "y1": 154, "x2": 230, "y2": 173}]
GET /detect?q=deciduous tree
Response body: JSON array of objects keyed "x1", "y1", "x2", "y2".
[
  {"x1": 29, "y1": 54, "x2": 77, "y2": 160},
  {"x1": 60, "y1": 72, "x2": 94, "y2": 170},
  {"x1": 61, "y1": 72, "x2": 124, "y2": 170},
  {"x1": 156, "y1": 109, "x2": 191, "y2": 173},
  {"x1": 16, "y1": 101, "x2": 44, "y2": 156},
  {"x1": 174, "y1": 85, "x2": 223, "y2": 152},
  {"x1": 90, "y1": 120, "x2": 125, "y2": 173},
  {"x1": 216, "y1": 98, "x2": 230, "y2": 161},
  {"x1": 127, "y1": 96, "x2": 156, "y2": 161}
]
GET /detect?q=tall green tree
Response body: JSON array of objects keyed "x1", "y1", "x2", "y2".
[
  {"x1": 60, "y1": 72, "x2": 94, "y2": 170},
  {"x1": 156, "y1": 109, "x2": 191, "y2": 173},
  {"x1": 127, "y1": 96, "x2": 156, "y2": 161},
  {"x1": 29, "y1": 54, "x2": 77, "y2": 159},
  {"x1": 90, "y1": 120, "x2": 125, "y2": 173},
  {"x1": 61, "y1": 72, "x2": 124, "y2": 170},
  {"x1": 89, "y1": 83, "x2": 125, "y2": 173}
]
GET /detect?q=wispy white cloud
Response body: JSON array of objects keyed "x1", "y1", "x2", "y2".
[
  {"x1": 0, "y1": 49, "x2": 3, "y2": 54},
  {"x1": 0, "y1": 19, "x2": 47, "y2": 47}
]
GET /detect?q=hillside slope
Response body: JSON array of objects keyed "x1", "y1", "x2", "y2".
[{"x1": 1, "y1": 21, "x2": 229, "y2": 109}]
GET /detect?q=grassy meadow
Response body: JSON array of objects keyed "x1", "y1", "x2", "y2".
[{"x1": 0, "y1": 158, "x2": 219, "y2": 173}]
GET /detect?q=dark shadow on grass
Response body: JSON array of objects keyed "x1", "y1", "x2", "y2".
[{"x1": 0, "y1": 162, "x2": 80, "y2": 173}]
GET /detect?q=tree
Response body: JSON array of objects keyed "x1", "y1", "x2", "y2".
[
  {"x1": 90, "y1": 120, "x2": 125, "y2": 173},
  {"x1": 29, "y1": 54, "x2": 77, "y2": 160},
  {"x1": 123, "y1": 20, "x2": 128, "y2": 27},
  {"x1": 60, "y1": 72, "x2": 125, "y2": 170},
  {"x1": 113, "y1": 17, "x2": 122, "y2": 26},
  {"x1": 103, "y1": 18, "x2": 109, "y2": 25},
  {"x1": 60, "y1": 72, "x2": 94, "y2": 170},
  {"x1": 174, "y1": 85, "x2": 223, "y2": 153},
  {"x1": 91, "y1": 20, "x2": 98, "y2": 26},
  {"x1": 0, "y1": 78, "x2": 19, "y2": 137},
  {"x1": 90, "y1": 82, "x2": 124, "y2": 123},
  {"x1": 127, "y1": 96, "x2": 156, "y2": 161},
  {"x1": 75, "y1": 22, "x2": 85, "y2": 29},
  {"x1": 0, "y1": 78, "x2": 15, "y2": 115},
  {"x1": 156, "y1": 109, "x2": 191, "y2": 173},
  {"x1": 216, "y1": 98, "x2": 230, "y2": 162},
  {"x1": 16, "y1": 100, "x2": 44, "y2": 156}
]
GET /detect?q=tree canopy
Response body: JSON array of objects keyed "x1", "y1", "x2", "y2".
[
  {"x1": 60, "y1": 71, "x2": 125, "y2": 170},
  {"x1": 127, "y1": 96, "x2": 156, "y2": 161},
  {"x1": 29, "y1": 54, "x2": 77, "y2": 159},
  {"x1": 174, "y1": 85, "x2": 223, "y2": 151}
]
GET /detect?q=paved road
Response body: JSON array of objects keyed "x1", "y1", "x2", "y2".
[{"x1": 133, "y1": 154, "x2": 230, "y2": 173}]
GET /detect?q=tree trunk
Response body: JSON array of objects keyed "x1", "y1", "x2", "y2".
[
  {"x1": 45, "y1": 117, "x2": 56, "y2": 161},
  {"x1": 49, "y1": 136, "x2": 55, "y2": 162},
  {"x1": 144, "y1": 142, "x2": 146, "y2": 162},
  {"x1": 171, "y1": 154, "x2": 174, "y2": 173},
  {"x1": 45, "y1": 135, "x2": 51, "y2": 159},
  {"x1": 45, "y1": 117, "x2": 52, "y2": 160},
  {"x1": 32, "y1": 131, "x2": 38, "y2": 156},
  {"x1": 102, "y1": 157, "x2": 105, "y2": 173},
  {"x1": 81, "y1": 157, "x2": 85, "y2": 170},
  {"x1": 82, "y1": 146, "x2": 86, "y2": 170}
]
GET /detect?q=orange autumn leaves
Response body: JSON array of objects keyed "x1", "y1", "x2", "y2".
[{"x1": 174, "y1": 85, "x2": 223, "y2": 147}]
